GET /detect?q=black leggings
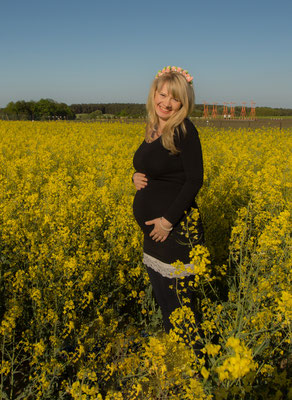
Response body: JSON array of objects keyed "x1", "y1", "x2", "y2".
[{"x1": 146, "y1": 266, "x2": 203, "y2": 350}]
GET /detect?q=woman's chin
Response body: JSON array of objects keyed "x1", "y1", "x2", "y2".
[{"x1": 156, "y1": 112, "x2": 172, "y2": 121}]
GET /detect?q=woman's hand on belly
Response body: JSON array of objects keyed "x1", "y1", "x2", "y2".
[
  {"x1": 133, "y1": 172, "x2": 148, "y2": 190},
  {"x1": 145, "y1": 217, "x2": 173, "y2": 242}
]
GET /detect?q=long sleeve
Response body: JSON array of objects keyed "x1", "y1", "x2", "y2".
[{"x1": 162, "y1": 120, "x2": 203, "y2": 226}]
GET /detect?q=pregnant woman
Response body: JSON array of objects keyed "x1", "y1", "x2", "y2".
[{"x1": 132, "y1": 66, "x2": 204, "y2": 336}]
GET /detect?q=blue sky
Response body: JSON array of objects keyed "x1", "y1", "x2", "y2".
[{"x1": 0, "y1": 0, "x2": 291, "y2": 108}]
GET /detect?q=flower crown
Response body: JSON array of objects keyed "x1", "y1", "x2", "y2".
[{"x1": 155, "y1": 66, "x2": 194, "y2": 85}]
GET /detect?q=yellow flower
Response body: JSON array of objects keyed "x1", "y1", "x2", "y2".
[
  {"x1": 204, "y1": 343, "x2": 221, "y2": 357},
  {"x1": 201, "y1": 366, "x2": 210, "y2": 379}
]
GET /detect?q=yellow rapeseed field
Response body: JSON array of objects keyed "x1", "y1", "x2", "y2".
[{"x1": 0, "y1": 121, "x2": 291, "y2": 399}]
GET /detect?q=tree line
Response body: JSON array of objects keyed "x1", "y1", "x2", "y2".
[
  {"x1": 1, "y1": 99, "x2": 292, "y2": 120},
  {"x1": 0, "y1": 99, "x2": 75, "y2": 120},
  {"x1": 251, "y1": 107, "x2": 292, "y2": 117},
  {"x1": 70, "y1": 103, "x2": 146, "y2": 118},
  {"x1": 61, "y1": 103, "x2": 292, "y2": 118}
]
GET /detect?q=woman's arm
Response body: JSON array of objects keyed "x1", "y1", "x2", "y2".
[{"x1": 162, "y1": 120, "x2": 204, "y2": 226}]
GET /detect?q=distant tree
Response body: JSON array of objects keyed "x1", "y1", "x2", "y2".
[
  {"x1": 118, "y1": 109, "x2": 129, "y2": 117},
  {"x1": 3, "y1": 99, "x2": 75, "y2": 120},
  {"x1": 4, "y1": 102, "x2": 18, "y2": 119},
  {"x1": 56, "y1": 102, "x2": 75, "y2": 119},
  {"x1": 70, "y1": 104, "x2": 83, "y2": 114},
  {"x1": 27, "y1": 101, "x2": 37, "y2": 120},
  {"x1": 88, "y1": 110, "x2": 103, "y2": 119},
  {"x1": 70, "y1": 103, "x2": 146, "y2": 118},
  {"x1": 36, "y1": 99, "x2": 57, "y2": 119},
  {"x1": 190, "y1": 108, "x2": 203, "y2": 117}
]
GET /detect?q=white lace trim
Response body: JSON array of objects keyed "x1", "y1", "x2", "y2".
[{"x1": 143, "y1": 252, "x2": 196, "y2": 279}]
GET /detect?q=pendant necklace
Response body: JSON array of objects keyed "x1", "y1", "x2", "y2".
[{"x1": 151, "y1": 125, "x2": 162, "y2": 141}]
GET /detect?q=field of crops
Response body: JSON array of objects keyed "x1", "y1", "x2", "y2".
[{"x1": 0, "y1": 121, "x2": 291, "y2": 399}]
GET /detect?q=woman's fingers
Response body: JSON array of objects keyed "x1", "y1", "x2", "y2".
[
  {"x1": 157, "y1": 235, "x2": 167, "y2": 242},
  {"x1": 133, "y1": 173, "x2": 148, "y2": 190},
  {"x1": 134, "y1": 173, "x2": 147, "y2": 181},
  {"x1": 135, "y1": 182, "x2": 146, "y2": 190},
  {"x1": 150, "y1": 230, "x2": 168, "y2": 242},
  {"x1": 146, "y1": 218, "x2": 170, "y2": 242},
  {"x1": 153, "y1": 234, "x2": 161, "y2": 242},
  {"x1": 145, "y1": 219, "x2": 155, "y2": 226}
]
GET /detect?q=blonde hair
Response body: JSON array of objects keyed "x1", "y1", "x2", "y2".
[{"x1": 146, "y1": 72, "x2": 195, "y2": 154}]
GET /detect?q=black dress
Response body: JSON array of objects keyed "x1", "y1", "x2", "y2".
[{"x1": 133, "y1": 118, "x2": 204, "y2": 280}]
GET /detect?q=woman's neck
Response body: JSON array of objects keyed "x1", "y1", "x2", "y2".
[{"x1": 157, "y1": 119, "x2": 167, "y2": 132}]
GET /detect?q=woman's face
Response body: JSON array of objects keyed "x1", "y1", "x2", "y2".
[{"x1": 154, "y1": 83, "x2": 181, "y2": 123}]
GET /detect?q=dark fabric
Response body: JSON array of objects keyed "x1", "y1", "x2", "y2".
[
  {"x1": 146, "y1": 266, "x2": 203, "y2": 350},
  {"x1": 133, "y1": 118, "x2": 204, "y2": 265}
]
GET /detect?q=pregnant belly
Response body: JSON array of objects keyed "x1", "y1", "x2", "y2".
[{"x1": 133, "y1": 180, "x2": 182, "y2": 234}]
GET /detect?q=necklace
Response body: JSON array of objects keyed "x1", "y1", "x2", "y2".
[
  {"x1": 146, "y1": 124, "x2": 163, "y2": 143},
  {"x1": 150, "y1": 127, "x2": 162, "y2": 141}
]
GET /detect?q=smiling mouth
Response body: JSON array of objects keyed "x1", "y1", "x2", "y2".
[{"x1": 158, "y1": 105, "x2": 171, "y2": 113}]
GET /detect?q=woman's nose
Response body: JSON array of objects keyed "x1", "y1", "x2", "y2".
[{"x1": 163, "y1": 97, "x2": 172, "y2": 108}]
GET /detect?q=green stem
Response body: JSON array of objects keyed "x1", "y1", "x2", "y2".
[
  {"x1": 9, "y1": 331, "x2": 16, "y2": 400},
  {"x1": 1, "y1": 335, "x2": 5, "y2": 397}
]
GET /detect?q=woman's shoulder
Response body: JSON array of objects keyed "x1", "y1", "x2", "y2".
[
  {"x1": 175, "y1": 118, "x2": 199, "y2": 146},
  {"x1": 183, "y1": 117, "x2": 198, "y2": 134}
]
